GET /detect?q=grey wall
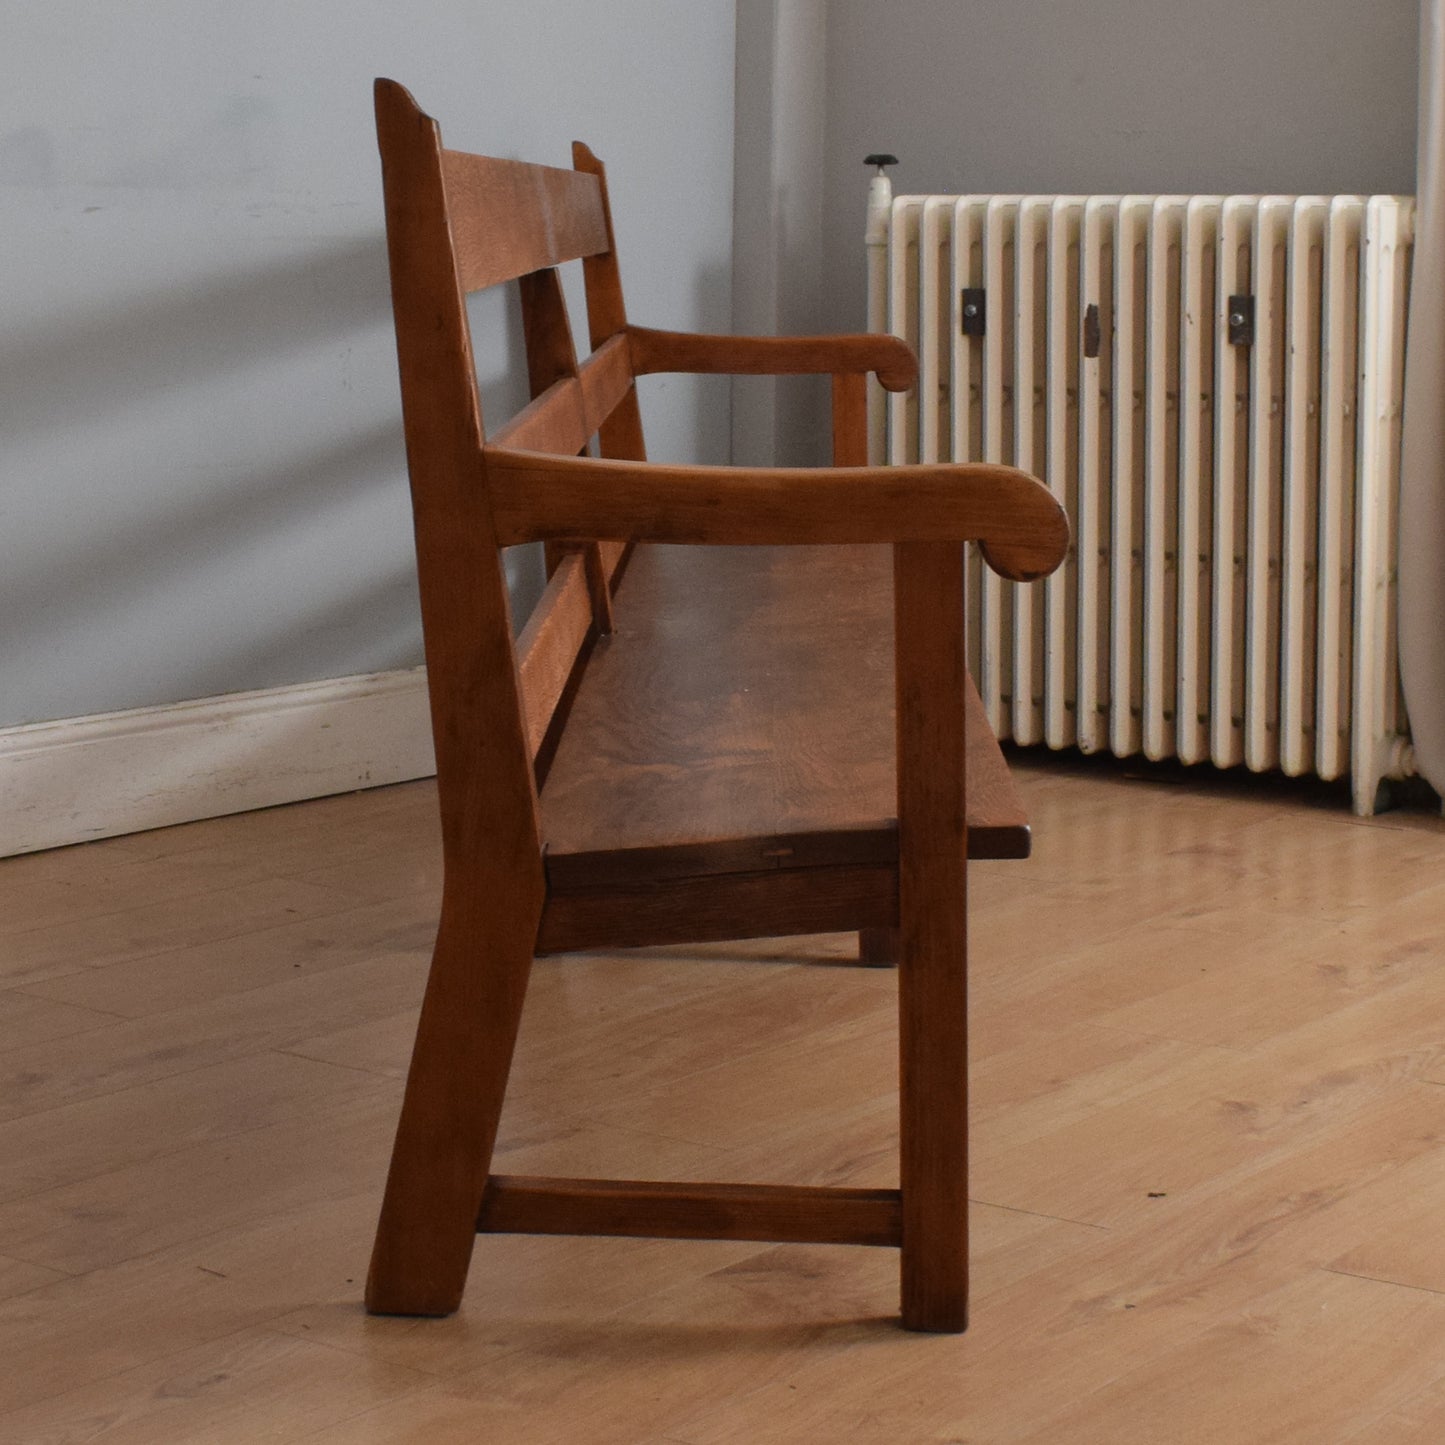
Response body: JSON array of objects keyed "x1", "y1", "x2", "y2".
[
  {"x1": 822, "y1": 0, "x2": 1419, "y2": 338},
  {"x1": 731, "y1": 0, "x2": 829, "y2": 466},
  {"x1": 1, "y1": 1, "x2": 735, "y2": 729}
]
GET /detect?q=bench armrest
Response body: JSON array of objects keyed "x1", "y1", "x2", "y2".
[
  {"x1": 627, "y1": 326, "x2": 918, "y2": 392},
  {"x1": 485, "y1": 448, "x2": 1068, "y2": 583}
]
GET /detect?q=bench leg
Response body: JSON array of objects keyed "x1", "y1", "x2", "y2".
[
  {"x1": 897, "y1": 898, "x2": 969, "y2": 1332},
  {"x1": 858, "y1": 926, "x2": 899, "y2": 967},
  {"x1": 366, "y1": 892, "x2": 539, "y2": 1317},
  {"x1": 894, "y1": 540, "x2": 970, "y2": 1333}
]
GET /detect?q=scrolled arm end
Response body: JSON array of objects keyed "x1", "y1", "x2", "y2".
[
  {"x1": 870, "y1": 334, "x2": 918, "y2": 391},
  {"x1": 971, "y1": 470, "x2": 1070, "y2": 582}
]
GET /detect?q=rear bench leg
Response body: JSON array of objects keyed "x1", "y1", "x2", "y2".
[{"x1": 858, "y1": 926, "x2": 899, "y2": 967}]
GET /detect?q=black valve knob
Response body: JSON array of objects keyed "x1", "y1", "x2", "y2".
[{"x1": 864, "y1": 153, "x2": 899, "y2": 174}]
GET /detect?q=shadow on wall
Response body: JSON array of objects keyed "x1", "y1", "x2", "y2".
[
  {"x1": 0, "y1": 237, "x2": 393, "y2": 439},
  {"x1": 6, "y1": 421, "x2": 417, "y2": 703},
  {"x1": 471, "y1": 254, "x2": 734, "y2": 470},
  {"x1": 0, "y1": 237, "x2": 447, "y2": 724},
  {"x1": 1, "y1": 233, "x2": 569, "y2": 726},
  {"x1": 626, "y1": 256, "x2": 733, "y2": 468}
]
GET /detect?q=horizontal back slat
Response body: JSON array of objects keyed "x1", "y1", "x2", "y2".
[
  {"x1": 488, "y1": 334, "x2": 636, "y2": 454},
  {"x1": 442, "y1": 150, "x2": 609, "y2": 292},
  {"x1": 490, "y1": 377, "x2": 590, "y2": 455},
  {"x1": 515, "y1": 551, "x2": 596, "y2": 761},
  {"x1": 578, "y1": 333, "x2": 638, "y2": 433}
]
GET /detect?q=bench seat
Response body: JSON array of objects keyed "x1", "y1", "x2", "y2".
[{"x1": 540, "y1": 544, "x2": 1029, "y2": 900}]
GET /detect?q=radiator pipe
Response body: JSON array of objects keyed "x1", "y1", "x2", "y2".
[{"x1": 865, "y1": 154, "x2": 897, "y2": 466}]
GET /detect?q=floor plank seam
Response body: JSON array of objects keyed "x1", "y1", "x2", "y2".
[
  {"x1": 285, "y1": 1391, "x2": 453, "y2": 1445},
  {"x1": 0, "y1": 872, "x2": 359, "y2": 949},
  {"x1": 0, "y1": 1003, "x2": 138, "y2": 1060},
  {"x1": 1064, "y1": 1017, "x2": 1259, "y2": 1055},
  {"x1": 0, "y1": 1242, "x2": 81, "y2": 1277},
  {"x1": 970, "y1": 1198, "x2": 1113, "y2": 1232},
  {"x1": 0, "y1": 1046, "x2": 295, "y2": 1127},
  {"x1": 0, "y1": 964, "x2": 91, "y2": 995},
  {"x1": 260, "y1": 1321, "x2": 462, "y2": 1384},
  {"x1": 0, "y1": 1316, "x2": 280, "y2": 1426},
  {"x1": 495, "y1": 1115, "x2": 738, "y2": 1167},
  {"x1": 274, "y1": 1046, "x2": 411, "y2": 1082},
  {"x1": 265, "y1": 1313, "x2": 548, "y2": 1385},
  {"x1": 258, "y1": 1320, "x2": 442, "y2": 1385},
  {"x1": 1322, "y1": 1266, "x2": 1445, "y2": 1299},
  {"x1": 11, "y1": 937, "x2": 425, "y2": 1022},
  {"x1": 0, "y1": 1252, "x2": 74, "y2": 1293},
  {"x1": 0, "y1": 1118, "x2": 387, "y2": 1236},
  {"x1": 0, "y1": 990, "x2": 136, "y2": 1035},
  {"x1": 1, "y1": 887, "x2": 391, "y2": 996}
]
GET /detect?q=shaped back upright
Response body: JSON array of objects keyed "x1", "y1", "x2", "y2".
[{"x1": 369, "y1": 77, "x2": 647, "y2": 1314}]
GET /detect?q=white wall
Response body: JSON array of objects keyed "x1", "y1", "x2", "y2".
[{"x1": 1, "y1": 1, "x2": 736, "y2": 730}]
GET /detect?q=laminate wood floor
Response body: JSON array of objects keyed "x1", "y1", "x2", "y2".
[{"x1": 2, "y1": 757, "x2": 1443, "y2": 1442}]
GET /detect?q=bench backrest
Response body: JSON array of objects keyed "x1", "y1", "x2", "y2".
[{"x1": 374, "y1": 78, "x2": 636, "y2": 867}]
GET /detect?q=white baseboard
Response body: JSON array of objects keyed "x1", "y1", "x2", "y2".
[{"x1": 0, "y1": 668, "x2": 436, "y2": 857}]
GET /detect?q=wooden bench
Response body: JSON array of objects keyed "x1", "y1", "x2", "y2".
[{"x1": 368, "y1": 78, "x2": 1069, "y2": 1334}]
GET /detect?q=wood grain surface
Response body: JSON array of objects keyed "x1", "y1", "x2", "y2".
[
  {"x1": 894, "y1": 541, "x2": 971, "y2": 1331},
  {"x1": 628, "y1": 326, "x2": 918, "y2": 390},
  {"x1": 439, "y1": 148, "x2": 607, "y2": 294},
  {"x1": 369, "y1": 76, "x2": 549, "y2": 1319},
  {"x1": 485, "y1": 449, "x2": 1070, "y2": 582},
  {"x1": 537, "y1": 863, "x2": 900, "y2": 954},
  {"x1": 540, "y1": 543, "x2": 1030, "y2": 891},
  {"x1": 514, "y1": 552, "x2": 595, "y2": 761},
  {"x1": 478, "y1": 1177, "x2": 902, "y2": 1247}
]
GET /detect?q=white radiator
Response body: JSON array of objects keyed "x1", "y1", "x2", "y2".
[{"x1": 868, "y1": 186, "x2": 1415, "y2": 815}]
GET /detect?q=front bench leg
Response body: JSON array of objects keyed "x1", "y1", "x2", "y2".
[
  {"x1": 366, "y1": 884, "x2": 542, "y2": 1317},
  {"x1": 894, "y1": 541, "x2": 970, "y2": 1332}
]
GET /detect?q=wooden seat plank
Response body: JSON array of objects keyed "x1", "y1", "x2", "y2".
[{"x1": 539, "y1": 543, "x2": 1029, "y2": 892}]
